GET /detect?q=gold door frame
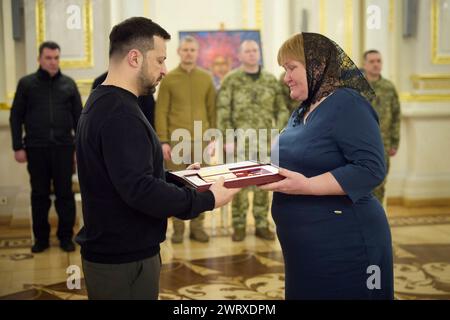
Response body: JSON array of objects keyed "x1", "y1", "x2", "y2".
[{"x1": 35, "y1": 0, "x2": 93, "y2": 69}]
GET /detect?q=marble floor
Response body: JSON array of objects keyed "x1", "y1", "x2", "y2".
[{"x1": 0, "y1": 204, "x2": 450, "y2": 300}]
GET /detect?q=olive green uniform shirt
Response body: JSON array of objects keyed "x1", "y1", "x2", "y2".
[{"x1": 156, "y1": 65, "x2": 216, "y2": 143}]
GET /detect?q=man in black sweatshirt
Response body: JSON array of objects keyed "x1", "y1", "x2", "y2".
[
  {"x1": 10, "y1": 41, "x2": 82, "y2": 253},
  {"x1": 75, "y1": 17, "x2": 239, "y2": 300},
  {"x1": 91, "y1": 71, "x2": 156, "y2": 127}
]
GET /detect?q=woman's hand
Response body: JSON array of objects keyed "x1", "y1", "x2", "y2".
[
  {"x1": 260, "y1": 168, "x2": 345, "y2": 196},
  {"x1": 259, "y1": 167, "x2": 312, "y2": 195},
  {"x1": 186, "y1": 162, "x2": 201, "y2": 170}
]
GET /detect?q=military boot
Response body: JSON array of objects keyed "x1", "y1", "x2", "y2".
[
  {"x1": 232, "y1": 228, "x2": 246, "y2": 242},
  {"x1": 190, "y1": 217, "x2": 209, "y2": 243},
  {"x1": 172, "y1": 218, "x2": 185, "y2": 244},
  {"x1": 255, "y1": 227, "x2": 275, "y2": 240},
  {"x1": 189, "y1": 229, "x2": 210, "y2": 242}
]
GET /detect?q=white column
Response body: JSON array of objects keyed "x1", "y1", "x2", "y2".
[
  {"x1": 386, "y1": 0, "x2": 450, "y2": 203},
  {"x1": 262, "y1": 0, "x2": 290, "y2": 76}
]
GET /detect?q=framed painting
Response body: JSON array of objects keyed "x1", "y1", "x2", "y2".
[{"x1": 179, "y1": 30, "x2": 263, "y2": 88}]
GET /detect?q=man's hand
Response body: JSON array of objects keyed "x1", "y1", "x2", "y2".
[
  {"x1": 209, "y1": 177, "x2": 241, "y2": 209},
  {"x1": 388, "y1": 148, "x2": 397, "y2": 157},
  {"x1": 14, "y1": 150, "x2": 27, "y2": 163},
  {"x1": 162, "y1": 143, "x2": 172, "y2": 161}
]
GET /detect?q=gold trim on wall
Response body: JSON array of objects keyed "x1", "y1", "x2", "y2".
[
  {"x1": 359, "y1": 0, "x2": 366, "y2": 63},
  {"x1": 143, "y1": 0, "x2": 150, "y2": 17},
  {"x1": 242, "y1": 0, "x2": 262, "y2": 31},
  {"x1": 400, "y1": 92, "x2": 450, "y2": 102},
  {"x1": 319, "y1": 1, "x2": 353, "y2": 58},
  {"x1": 75, "y1": 79, "x2": 94, "y2": 96},
  {"x1": 0, "y1": 102, "x2": 11, "y2": 110},
  {"x1": 388, "y1": 197, "x2": 450, "y2": 207},
  {"x1": 411, "y1": 74, "x2": 450, "y2": 90},
  {"x1": 241, "y1": 0, "x2": 262, "y2": 31},
  {"x1": 431, "y1": 0, "x2": 450, "y2": 64},
  {"x1": 344, "y1": 0, "x2": 353, "y2": 58},
  {"x1": 35, "y1": 0, "x2": 45, "y2": 50},
  {"x1": 255, "y1": 0, "x2": 262, "y2": 30},
  {"x1": 36, "y1": 0, "x2": 94, "y2": 69},
  {"x1": 319, "y1": 0, "x2": 327, "y2": 34},
  {"x1": 389, "y1": 0, "x2": 395, "y2": 32}
]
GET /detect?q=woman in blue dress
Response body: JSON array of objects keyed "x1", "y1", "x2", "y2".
[{"x1": 259, "y1": 33, "x2": 394, "y2": 299}]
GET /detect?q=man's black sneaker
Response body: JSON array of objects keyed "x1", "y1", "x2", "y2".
[
  {"x1": 31, "y1": 242, "x2": 49, "y2": 253},
  {"x1": 60, "y1": 240, "x2": 76, "y2": 252}
]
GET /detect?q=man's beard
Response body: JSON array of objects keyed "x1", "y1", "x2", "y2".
[{"x1": 138, "y1": 62, "x2": 161, "y2": 96}]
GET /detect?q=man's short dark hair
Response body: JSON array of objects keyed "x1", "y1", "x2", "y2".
[
  {"x1": 109, "y1": 17, "x2": 171, "y2": 59},
  {"x1": 363, "y1": 49, "x2": 381, "y2": 60},
  {"x1": 39, "y1": 41, "x2": 60, "y2": 56}
]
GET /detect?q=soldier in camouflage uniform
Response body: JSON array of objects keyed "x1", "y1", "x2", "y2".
[
  {"x1": 363, "y1": 50, "x2": 401, "y2": 205},
  {"x1": 217, "y1": 40, "x2": 289, "y2": 241}
]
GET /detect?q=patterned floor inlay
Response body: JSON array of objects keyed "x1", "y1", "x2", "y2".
[
  {"x1": 159, "y1": 251, "x2": 285, "y2": 300},
  {"x1": 1, "y1": 245, "x2": 449, "y2": 300},
  {"x1": 393, "y1": 244, "x2": 450, "y2": 299},
  {"x1": 389, "y1": 215, "x2": 450, "y2": 227},
  {"x1": 0, "y1": 237, "x2": 32, "y2": 249},
  {"x1": 1, "y1": 213, "x2": 450, "y2": 300}
]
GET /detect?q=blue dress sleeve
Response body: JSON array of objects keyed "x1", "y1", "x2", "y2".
[{"x1": 330, "y1": 90, "x2": 386, "y2": 203}]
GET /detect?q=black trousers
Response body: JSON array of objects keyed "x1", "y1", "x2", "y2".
[{"x1": 26, "y1": 146, "x2": 76, "y2": 243}]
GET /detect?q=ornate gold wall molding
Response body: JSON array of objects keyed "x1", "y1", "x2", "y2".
[
  {"x1": 388, "y1": 0, "x2": 395, "y2": 32},
  {"x1": 359, "y1": 0, "x2": 366, "y2": 62},
  {"x1": 36, "y1": 0, "x2": 94, "y2": 69},
  {"x1": 431, "y1": 0, "x2": 450, "y2": 64},
  {"x1": 400, "y1": 92, "x2": 450, "y2": 102},
  {"x1": 411, "y1": 74, "x2": 450, "y2": 90},
  {"x1": 255, "y1": 0, "x2": 262, "y2": 30},
  {"x1": 75, "y1": 79, "x2": 94, "y2": 96},
  {"x1": 388, "y1": 197, "x2": 450, "y2": 207},
  {"x1": 0, "y1": 103, "x2": 10, "y2": 110}
]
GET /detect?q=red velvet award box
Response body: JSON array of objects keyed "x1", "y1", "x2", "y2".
[{"x1": 168, "y1": 161, "x2": 284, "y2": 192}]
